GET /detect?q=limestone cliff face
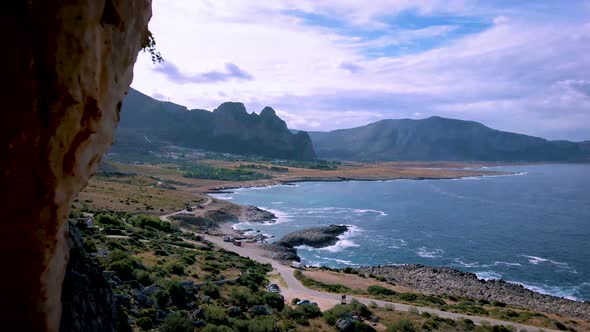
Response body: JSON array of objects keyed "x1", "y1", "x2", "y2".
[{"x1": 0, "y1": 1, "x2": 151, "y2": 331}]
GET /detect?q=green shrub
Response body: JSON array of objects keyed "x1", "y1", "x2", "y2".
[
  {"x1": 263, "y1": 292, "x2": 285, "y2": 311},
  {"x1": 83, "y1": 239, "x2": 98, "y2": 253},
  {"x1": 153, "y1": 289, "x2": 169, "y2": 307},
  {"x1": 166, "y1": 261, "x2": 185, "y2": 275},
  {"x1": 181, "y1": 253, "x2": 196, "y2": 265},
  {"x1": 398, "y1": 293, "x2": 418, "y2": 302},
  {"x1": 183, "y1": 163, "x2": 270, "y2": 181},
  {"x1": 343, "y1": 267, "x2": 358, "y2": 274},
  {"x1": 131, "y1": 215, "x2": 173, "y2": 233},
  {"x1": 350, "y1": 299, "x2": 372, "y2": 317},
  {"x1": 108, "y1": 259, "x2": 136, "y2": 280},
  {"x1": 95, "y1": 213, "x2": 122, "y2": 227},
  {"x1": 368, "y1": 285, "x2": 397, "y2": 296},
  {"x1": 205, "y1": 305, "x2": 229, "y2": 326},
  {"x1": 201, "y1": 325, "x2": 234, "y2": 332},
  {"x1": 294, "y1": 270, "x2": 352, "y2": 293},
  {"x1": 135, "y1": 316, "x2": 152, "y2": 331},
  {"x1": 387, "y1": 319, "x2": 416, "y2": 332},
  {"x1": 167, "y1": 281, "x2": 188, "y2": 308},
  {"x1": 324, "y1": 304, "x2": 354, "y2": 325},
  {"x1": 201, "y1": 282, "x2": 221, "y2": 299},
  {"x1": 296, "y1": 303, "x2": 322, "y2": 319},
  {"x1": 138, "y1": 308, "x2": 156, "y2": 319},
  {"x1": 134, "y1": 270, "x2": 153, "y2": 286},
  {"x1": 160, "y1": 312, "x2": 193, "y2": 332},
  {"x1": 492, "y1": 300, "x2": 507, "y2": 307},
  {"x1": 291, "y1": 298, "x2": 300, "y2": 305},
  {"x1": 230, "y1": 286, "x2": 261, "y2": 308},
  {"x1": 354, "y1": 320, "x2": 377, "y2": 332},
  {"x1": 233, "y1": 317, "x2": 277, "y2": 332}
]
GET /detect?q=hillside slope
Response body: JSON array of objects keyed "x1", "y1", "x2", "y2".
[
  {"x1": 308, "y1": 117, "x2": 588, "y2": 162},
  {"x1": 113, "y1": 88, "x2": 316, "y2": 160}
]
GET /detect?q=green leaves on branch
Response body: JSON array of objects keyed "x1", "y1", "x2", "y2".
[{"x1": 142, "y1": 30, "x2": 163, "y2": 63}]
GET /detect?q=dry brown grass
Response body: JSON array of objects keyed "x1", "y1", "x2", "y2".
[
  {"x1": 303, "y1": 269, "x2": 415, "y2": 294},
  {"x1": 74, "y1": 173, "x2": 205, "y2": 214}
]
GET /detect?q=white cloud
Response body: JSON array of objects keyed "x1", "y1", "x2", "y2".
[{"x1": 131, "y1": 0, "x2": 590, "y2": 140}]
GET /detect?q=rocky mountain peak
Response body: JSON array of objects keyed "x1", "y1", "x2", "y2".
[{"x1": 214, "y1": 102, "x2": 248, "y2": 116}]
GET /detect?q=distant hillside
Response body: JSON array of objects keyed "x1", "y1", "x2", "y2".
[
  {"x1": 308, "y1": 117, "x2": 589, "y2": 162},
  {"x1": 113, "y1": 88, "x2": 316, "y2": 160}
]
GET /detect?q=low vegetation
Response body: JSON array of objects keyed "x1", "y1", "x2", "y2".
[
  {"x1": 183, "y1": 164, "x2": 270, "y2": 181},
  {"x1": 294, "y1": 270, "x2": 354, "y2": 294},
  {"x1": 271, "y1": 159, "x2": 341, "y2": 170},
  {"x1": 239, "y1": 163, "x2": 289, "y2": 172}
]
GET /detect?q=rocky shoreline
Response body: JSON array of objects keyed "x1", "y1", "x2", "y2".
[
  {"x1": 263, "y1": 225, "x2": 349, "y2": 262},
  {"x1": 358, "y1": 264, "x2": 590, "y2": 321}
]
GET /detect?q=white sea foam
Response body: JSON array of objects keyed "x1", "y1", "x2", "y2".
[
  {"x1": 209, "y1": 193, "x2": 233, "y2": 200},
  {"x1": 416, "y1": 247, "x2": 445, "y2": 258},
  {"x1": 522, "y1": 255, "x2": 572, "y2": 269},
  {"x1": 312, "y1": 255, "x2": 357, "y2": 266},
  {"x1": 319, "y1": 225, "x2": 362, "y2": 253},
  {"x1": 387, "y1": 239, "x2": 408, "y2": 249},
  {"x1": 451, "y1": 172, "x2": 528, "y2": 181},
  {"x1": 257, "y1": 207, "x2": 290, "y2": 225},
  {"x1": 508, "y1": 281, "x2": 580, "y2": 301},
  {"x1": 492, "y1": 261, "x2": 522, "y2": 267},
  {"x1": 475, "y1": 271, "x2": 503, "y2": 280},
  {"x1": 295, "y1": 225, "x2": 362, "y2": 253},
  {"x1": 289, "y1": 206, "x2": 387, "y2": 218},
  {"x1": 353, "y1": 208, "x2": 388, "y2": 216},
  {"x1": 453, "y1": 258, "x2": 481, "y2": 268}
]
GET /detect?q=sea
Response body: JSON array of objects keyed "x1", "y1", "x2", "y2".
[{"x1": 210, "y1": 164, "x2": 590, "y2": 302}]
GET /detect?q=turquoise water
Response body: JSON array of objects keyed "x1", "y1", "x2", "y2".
[{"x1": 210, "y1": 164, "x2": 590, "y2": 301}]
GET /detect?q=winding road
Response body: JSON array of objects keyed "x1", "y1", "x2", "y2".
[
  {"x1": 200, "y1": 233, "x2": 557, "y2": 332},
  {"x1": 160, "y1": 196, "x2": 213, "y2": 222}
]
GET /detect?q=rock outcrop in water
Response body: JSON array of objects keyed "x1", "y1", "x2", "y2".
[
  {"x1": 0, "y1": 1, "x2": 151, "y2": 330},
  {"x1": 264, "y1": 225, "x2": 349, "y2": 262},
  {"x1": 358, "y1": 264, "x2": 590, "y2": 320}
]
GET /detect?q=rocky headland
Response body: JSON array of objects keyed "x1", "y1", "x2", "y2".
[
  {"x1": 263, "y1": 225, "x2": 349, "y2": 262},
  {"x1": 358, "y1": 264, "x2": 590, "y2": 321}
]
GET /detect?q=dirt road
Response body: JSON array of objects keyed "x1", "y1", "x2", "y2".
[
  {"x1": 160, "y1": 196, "x2": 213, "y2": 222},
  {"x1": 201, "y1": 234, "x2": 557, "y2": 332}
]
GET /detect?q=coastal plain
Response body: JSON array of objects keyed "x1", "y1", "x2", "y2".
[{"x1": 73, "y1": 159, "x2": 590, "y2": 331}]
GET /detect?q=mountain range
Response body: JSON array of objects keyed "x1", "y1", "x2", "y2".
[
  {"x1": 113, "y1": 88, "x2": 316, "y2": 160},
  {"x1": 114, "y1": 88, "x2": 589, "y2": 162},
  {"x1": 308, "y1": 117, "x2": 590, "y2": 162}
]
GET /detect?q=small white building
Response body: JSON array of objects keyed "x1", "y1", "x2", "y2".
[
  {"x1": 290, "y1": 261, "x2": 303, "y2": 269},
  {"x1": 223, "y1": 235, "x2": 234, "y2": 242}
]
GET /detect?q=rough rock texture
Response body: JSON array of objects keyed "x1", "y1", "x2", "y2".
[
  {"x1": 264, "y1": 225, "x2": 349, "y2": 262},
  {"x1": 240, "y1": 206, "x2": 277, "y2": 222},
  {"x1": 0, "y1": 1, "x2": 151, "y2": 330},
  {"x1": 276, "y1": 225, "x2": 349, "y2": 248},
  {"x1": 358, "y1": 264, "x2": 590, "y2": 320},
  {"x1": 60, "y1": 223, "x2": 117, "y2": 331}
]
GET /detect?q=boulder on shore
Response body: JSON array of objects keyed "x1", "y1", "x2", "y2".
[{"x1": 264, "y1": 225, "x2": 349, "y2": 262}]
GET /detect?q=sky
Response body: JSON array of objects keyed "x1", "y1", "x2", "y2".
[{"x1": 132, "y1": 0, "x2": 590, "y2": 141}]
